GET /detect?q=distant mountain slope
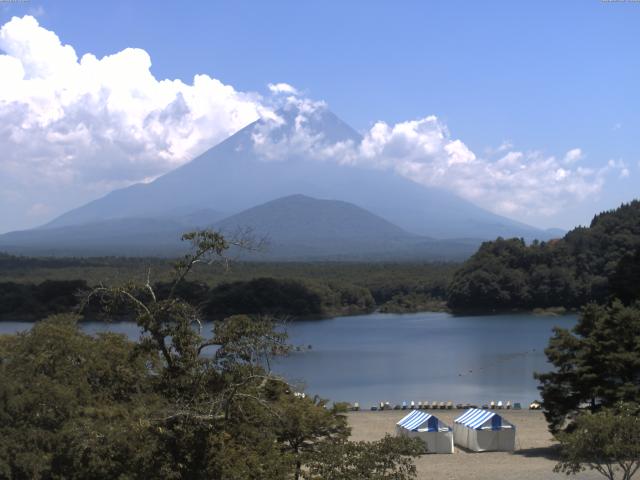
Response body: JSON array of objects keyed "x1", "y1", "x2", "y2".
[
  {"x1": 0, "y1": 209, "x2": 226, "y2": 256},
  {"x1": 0, "y1": 194, "x2": 479, "y2": 260},
  {"x1": 213, "y1": 194, "x2": 458, "y2": 260},
  {"x1": 0, "y1": 218, "x2": 187, "y2": 257},
  {"x1": 42, "y1": 104, "x2": 554, "y2": 242},
  {"x1": 215, "y1": 194, "x2": 412, "y2": 245}
]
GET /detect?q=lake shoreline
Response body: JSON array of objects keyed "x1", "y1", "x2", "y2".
[{"x1": 0, "y1": 307, "x2": 579, "y2": 324}]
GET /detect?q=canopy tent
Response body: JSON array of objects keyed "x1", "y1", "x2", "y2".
[
  {"x1": 453, "y1": 408, "x2": 516, "y2": 452},
  {"x1": 396, "y1": 410, "x2": 454, "y2": 454}
]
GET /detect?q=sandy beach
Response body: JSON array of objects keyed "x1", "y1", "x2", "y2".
[{"x1": 348, "y1": 410, "x2": 601, "y2": 480}]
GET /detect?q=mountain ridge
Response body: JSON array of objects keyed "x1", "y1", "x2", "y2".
[
  {"x1": 2, "y1": 104, "x2": 564, "y2": 258},
  {"x1": 0, "y1": 194, "x2": 480, "y2": 260},
  {"x1": 41, "y1": 104, "x2": 554, "y2": 240}
]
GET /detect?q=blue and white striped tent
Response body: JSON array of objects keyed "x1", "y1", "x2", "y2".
[
  {"x1": 396, "y1": 410, "x2": 454, "y2": 453},
  {"x1": 453, "y1": 409, "x2": 515, "y2": 452}
]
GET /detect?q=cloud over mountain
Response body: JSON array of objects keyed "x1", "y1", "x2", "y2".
[
  {"x1": 0, "y1": 15, "x2": 269, "y2": 230},
  {"x1": 251, "y1": 103, "x2": 624, "y2": 218},
  {"x1": 0, "y1": 15, "x2": 628, "y2": 232}
]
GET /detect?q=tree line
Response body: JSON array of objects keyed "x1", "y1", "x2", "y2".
[
  {"x1": 0, "y1": 261, "x2": 457, "y2": 321},
  {"x1": 447, "y1": 201, "x2": 640, "y2": 312},
  {"x1": 0, "y1": 277, "x2": 375, "y2": 321}
]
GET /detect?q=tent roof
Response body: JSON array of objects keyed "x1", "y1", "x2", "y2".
[
  {"x1": 397, "y1": 410, "x2": 449, "y2": 432},
  {"x1": 454, "y1": 408, "x2": 514, "y2": 430}
]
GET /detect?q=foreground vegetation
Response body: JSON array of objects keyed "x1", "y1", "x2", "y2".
[
  {"x1": 535, "y1": 284, "x2": 640, "y2": 478},
  {"x1": 555, "y1": 403, "x2": 640, "y2": 480},
  {"x1": 537, "y1": 301, "x2": 640, "y2": 432},
  {"x1": 0, "y1": 231, "x2": 424, "y2": 479}
]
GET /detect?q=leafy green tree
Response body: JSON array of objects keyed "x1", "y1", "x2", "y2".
[
  {"x1": 82, "y1": 231, "x2": 294, "y2": 479},
  {"x1": 303, "y1": 434, "x2": 425, "y2": 480},
  {"x1": 0, "y1": 314, "x2": 162, "y2": 479},
  {"x1": 536, "y1": 302, "x2": 640, "y2": 433},
  {"x1": 555, "y1": 404, "x2": 640, "y2": 480},
  {"x1": 610, "y1": 247, "x2": 640, "y2": 304},
  {"x1": 275, "y1": 394, "x2": 350, "y2": 480}
]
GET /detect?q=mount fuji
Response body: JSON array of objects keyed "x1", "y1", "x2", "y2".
[{"x1": 0, "y1": 104, "x2": 560, "y2": 259}]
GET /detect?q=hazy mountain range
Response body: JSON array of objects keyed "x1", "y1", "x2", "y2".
[{"x1": 0, "y1": 105, "x2": 563, "y2": 260}]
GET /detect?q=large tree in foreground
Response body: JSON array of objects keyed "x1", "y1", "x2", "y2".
[
  {"x1": 0, "y1": 230, "x2": 424, "y2": 479},
  {"x1": 536, "y1": 301, "x2": 640, "y2": 433},
  {"x1": 0, "y1": 314, "x2": 163, "y2": 479},
  {"x1": 555, "y1": 404, "x2": 640, "y2": 480}
]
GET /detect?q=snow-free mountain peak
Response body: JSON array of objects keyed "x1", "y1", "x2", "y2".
[{"x1": 8, "y1": 103, "x2": 560, "y2": 258}]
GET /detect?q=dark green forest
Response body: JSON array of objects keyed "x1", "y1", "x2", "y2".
[
  {"x1": 448, "y1": 201, "x2": 640, "y2": 312},
  {"x1": 0, "y1": 280, "x2": 89, "y2": 320},
  {"x1": 0, "y1": 258, "x2": 455, "y2": 321}
]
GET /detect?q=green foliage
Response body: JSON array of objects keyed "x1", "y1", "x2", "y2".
[
  {"x1": 275, "y1": 395, "x2": 350, "y2": 480},
  {"x1": 0, "y1": 260, "x2": 455, "y2": 321},
  {"x1": 203, "y1": 277, "x2": 375, "y2": 319},
  {"x1": 0, "y1": 280, "x2": 88, "y2": 320},
  {"x1": 379, "y1": 292, "x2": 447, "y2": 313},
  {"x1": 610, "y1": 246, "x2": 640, "y2": 305},
  {"x1": 448, "y1": 201, "x2": 640, "y2": 311},
  {"x1": 0, "y1": 314, "x2": 163, "y2": 479},
  {"x1": 303, "y1": 434, "x2": 425, "y2": 480},
  {"x1": 0, "y1": 230, "x2": 424, "y2": 478},
  {"x1": 536, "y1": 302, "x2": 640, "y2": 433},
  {"x1": 555, "y1": 404, "x2": 640, "y2": 480}
]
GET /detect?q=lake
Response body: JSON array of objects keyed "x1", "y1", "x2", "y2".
[{"x1": 0, "y1": 311, "x2": 576, "y2": 407}]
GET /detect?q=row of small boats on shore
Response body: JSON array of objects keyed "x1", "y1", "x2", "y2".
[{"x1": 350, "y1": 400, "x2": 542, "y2": 411}]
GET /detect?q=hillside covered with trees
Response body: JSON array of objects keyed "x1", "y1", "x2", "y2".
[{"x1": 447, "y1": 201, "x2": 640, "y2": 312}]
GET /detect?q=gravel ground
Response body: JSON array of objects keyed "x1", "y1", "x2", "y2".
[{"x1": 347, "y1": 410, "x2": 601, "y2": 480}]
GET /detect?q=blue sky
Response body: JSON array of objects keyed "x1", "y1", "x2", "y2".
[{"x1": 0, "y1": 0, "x2": 638, "y2": 232}]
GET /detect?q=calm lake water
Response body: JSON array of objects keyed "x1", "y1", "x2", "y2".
[{"x1": 0, "y1": 311, "x2": 576, "y2": 407}]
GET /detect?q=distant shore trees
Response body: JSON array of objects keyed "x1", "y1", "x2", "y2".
[{"x1": 447, "y1": 201, "x2": 640, "y2": 312}]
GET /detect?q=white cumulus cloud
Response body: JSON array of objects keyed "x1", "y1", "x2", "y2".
[
  {"x1": 354, "y1": 121, "x2": 613, "y2": 218},
  {"x1": 0, "y1": 15, "x2": 274, "y2": 231},
  {"x1": 268, "y1": 82, "x2": 299, "y2": 95},
  {"x1": 250, "y1": 101, "x2": 625, "y2": 219},
  {"x1": 0, "y1": 15, "x2": 627, "y2": 232},
  {"x1": 563, "y1": 148, "x2": 583, "y2": 164},
  {"x1": 0, "y1": 15, "x2": 270, "y2": 184}
]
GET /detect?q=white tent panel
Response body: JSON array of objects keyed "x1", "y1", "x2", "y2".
[
  {"x1": 453, "y1": 409, "x2": 516, "y2": 452},
  {"x1": 396, "y1": 410, "x2": 454, "y2": 454}
]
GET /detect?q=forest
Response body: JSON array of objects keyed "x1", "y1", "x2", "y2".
[
  {"x1": 0, "y1": 257, "x2": 455, "y2": 321},
  {"x1": 3, "y1": 201, "x2": 640, "y2": 321},
  {"x1": 447, "y1": 201, "x2": 640, "y2": 312}
]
